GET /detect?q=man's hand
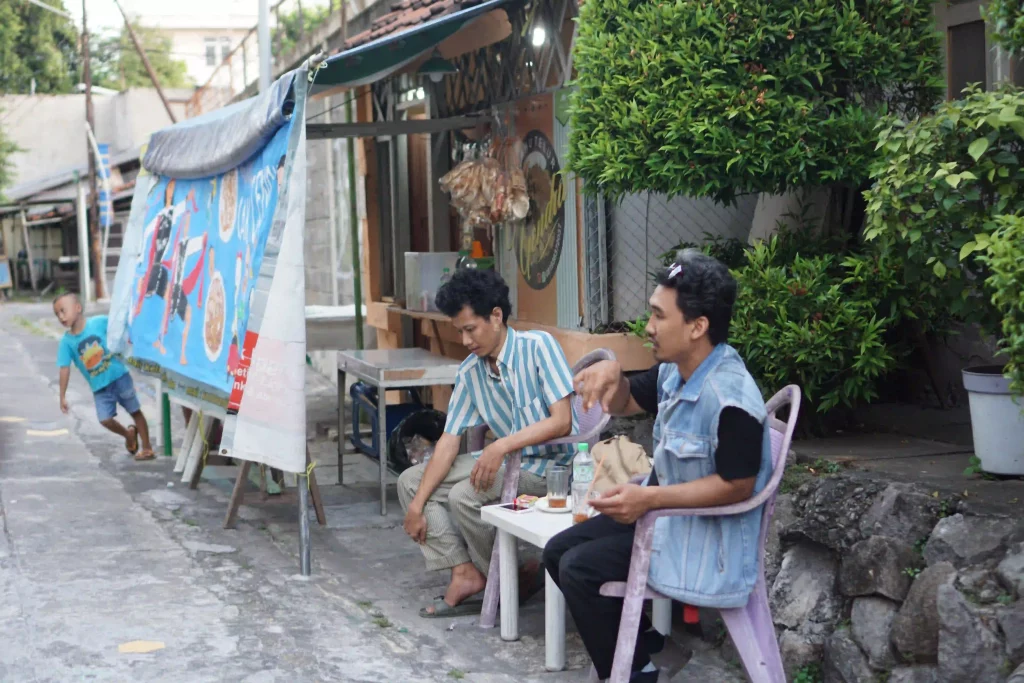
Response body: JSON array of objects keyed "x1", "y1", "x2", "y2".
[
  {"x1": 470, "y1": 442, "x2": 506, "y2": 492},
  {"x1": 403, "y1": 505, "x2": 427, "y2": 544},
  {"x1": 574, "y1": 359, "x2": 624, "y2": 413},
  {"x1": 60, "y1": 397, "x2": 69, "y2": 414},
  {"x1": 590, "y1": 484, "x2": 654, "y2": 524}
]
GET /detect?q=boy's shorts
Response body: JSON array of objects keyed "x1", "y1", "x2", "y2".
[{"x1": 93, "y1": 373, "x2": 141, "y2": 422}]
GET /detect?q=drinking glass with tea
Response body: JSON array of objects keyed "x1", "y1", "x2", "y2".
[
  {"x1": 571, "y1": 481, "x2": 598, "y2": 524},
  {"x1": 546, "y1": 466, "x2": 570, "y2": 509}
]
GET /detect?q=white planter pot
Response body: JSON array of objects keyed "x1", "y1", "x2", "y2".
[{"x1": 962, "y1": 365, "x2": 1024, "y2": 476}]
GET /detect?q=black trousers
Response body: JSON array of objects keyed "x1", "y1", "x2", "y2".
[{"x1": 542, "y1": 514, "x2": 652, "y2": 680}]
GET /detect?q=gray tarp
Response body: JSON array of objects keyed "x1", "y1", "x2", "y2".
[{"x1": 142, "y1": 72, "x2": 296, "y2": 179}]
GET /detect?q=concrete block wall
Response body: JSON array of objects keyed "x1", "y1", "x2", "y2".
[{"x1": 303, "y1": 95, "x2": 363, "y2": 383}]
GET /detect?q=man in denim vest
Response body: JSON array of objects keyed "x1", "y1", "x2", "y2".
[{"x1": 543, "y1": 251, "x2": 771, "y2": 682}]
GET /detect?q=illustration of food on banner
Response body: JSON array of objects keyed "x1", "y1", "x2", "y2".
[{"x1": 122, "y1": 126, "x2": 289, "y2": 400}]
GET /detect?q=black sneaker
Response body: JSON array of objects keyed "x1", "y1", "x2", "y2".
[
  {"x1": 642, "y1": 628, "x2": 666, "y2": 655},
  {"x1": 630, "y1": 668, "x2": 659, "y2": 683}
]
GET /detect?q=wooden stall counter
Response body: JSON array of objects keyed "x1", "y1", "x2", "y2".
[{"x1": 367, "y1": 301, "x2": 655, "y2": 397}]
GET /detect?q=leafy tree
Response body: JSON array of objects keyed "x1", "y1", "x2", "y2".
[
  {"x1": 0, "y1": 0, "x2": 80, "y2": 94},
  {"x1": 0, "y1": 119, "x2": 20, "y2": 200},
  {"x1": 986, "y1": 0, "x2": 1024, "y2": 55},
  {"x1": 274, "y1": 5, "x2": 331, "y2": 57},
  {"x1": 865, "y1": 86, "x2": 1024, "y2": 335},
  {"x1": 91, "y1": 23, "x2": 190, "y2": 91},
  {"x1": 568, "y1": 0, "x2": 943, "y2": 205}
]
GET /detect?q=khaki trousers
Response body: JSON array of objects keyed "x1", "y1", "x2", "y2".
[{"x1": 397, "y1": 453, "x2": 546, "y2": 575}]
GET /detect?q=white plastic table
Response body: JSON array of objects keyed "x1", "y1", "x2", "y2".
[
  {"x1": 480, "y1": 504, "x2": 674, "y2": 672},
  {"x1": 481, "y1": 503, "x2": 574, "y2": 671}
]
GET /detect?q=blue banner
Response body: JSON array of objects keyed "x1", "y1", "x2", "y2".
[
  {"x1": 98, "y1": 143, "x2": 112, "y2": 230},
  {"x1": 121, "y1": 123, "x2": 291, "y2": 395}
]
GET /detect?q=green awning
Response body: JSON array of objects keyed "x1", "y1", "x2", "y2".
[{"x1": 309, "y1": 0, "x2": 510, "y2": 94}]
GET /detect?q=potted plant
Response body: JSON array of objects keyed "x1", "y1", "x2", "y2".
[
  {"x1": 960, "y1": 216, "x2": 1024, "y2": 475},
  {"x1": 866, "y1": 87, "x2": 1024, "y2": 475}
]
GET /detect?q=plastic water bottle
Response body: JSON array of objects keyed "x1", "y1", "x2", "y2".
[
  {"x1": 573, "y1": 443, "x2": 594, "y2": 484},
  {"x1": 439, "y1": 268, "x2": 451, "y2": 286},
  {"x1": 572, "y1": 443, "x2": 595, "y2": 524}
]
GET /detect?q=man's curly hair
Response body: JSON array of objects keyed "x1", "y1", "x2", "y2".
[{"x1": 435, "y1": 268, "x2": 511, "y2": 324}]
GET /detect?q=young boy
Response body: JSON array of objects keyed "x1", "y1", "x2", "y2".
[{"x1": 54, "y1": 293, "x2": 155, "y2": 460}]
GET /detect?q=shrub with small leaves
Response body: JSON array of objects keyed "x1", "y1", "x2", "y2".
[
  {"x1": 865, "y1": 86, "x2": 1024, "y2": 334},
  {"x1": 980, "y1": 215, "x2": 1024, "y2": 398},
  {"x1": 569, "y1": 0, "x2": 943, "y2": 203},
  {"x1": 729, "y1": 239, "x2": 896, "y2": 416},
  {"x1": 986, "y1": 0, "x2": 1024, "y2": 55}
]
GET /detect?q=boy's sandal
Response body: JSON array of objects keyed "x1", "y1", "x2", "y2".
[
  {"x1": 125, "y1": 425, "x2": 139, "y2": 455},
  {"x1": 134, "y1": 449, "x2": 156, "y2": 461}
]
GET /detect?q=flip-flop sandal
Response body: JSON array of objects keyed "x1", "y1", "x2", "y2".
[
  {"x1": 134, "y1": 449, "x2": 156, "y2": 462},
  {"x1": 125, "y1": 426, "x2": 139, "y2": 455},
  {"x1": 418, "y1": 596, "x2": 484, "y2": 619}
]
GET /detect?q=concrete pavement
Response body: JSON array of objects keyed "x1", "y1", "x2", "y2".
[
  {"x1": 0, "y1": 300, "x2": 740, "y2": 683},
  {"x1": 0, "y1": 303, "x2": 469, "y2": 682}
]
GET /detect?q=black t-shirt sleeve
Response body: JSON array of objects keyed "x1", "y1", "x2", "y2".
[
  {"x1": 714, "y1": 407, "x2": 764, "y2": 481},
  {"x1": 628, "y1": 364, "x2": 661, "y2": 415}
]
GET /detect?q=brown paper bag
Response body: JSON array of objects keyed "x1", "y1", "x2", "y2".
[{"x1": 591, "y1": 435, "x2": 652, "y2": 494}]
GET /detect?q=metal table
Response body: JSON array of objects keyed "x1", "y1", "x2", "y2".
[{"x1": 337, "y1": 348, "x2": 462, "y2": 515}]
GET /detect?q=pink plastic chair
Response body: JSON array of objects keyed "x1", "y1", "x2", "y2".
[
  {"x1": 591, "y1": 385, "x2": 801, "y2": 683},
  {"x1": 477, "y1": 348, "x2": 617, "y2": 629}
]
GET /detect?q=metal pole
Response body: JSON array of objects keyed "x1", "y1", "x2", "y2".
[
  {"x1": 75, "y1": 176, "x2": 91, "y2": 300},
  {"x1": 82, "y1": 0, "x2": 104, "y2": 300},
  {"x1": 110, "y1": 0, "x2": 178, "y2": 123},
  {"x1": 84, "y1": 123, "x2": 111, "y2": 300},
  {"x1": 162, "y1": 393, "x2": 173, "y2": 457},
  {"x1": 258, "y1": 0, "x2": 272, "y2": 93},
  {"x1": 298, "y1": 476, "x2": 311, "y2": 575},
  {"x1": 345, "y1": 98, "x2": 363, "y2": 350}
]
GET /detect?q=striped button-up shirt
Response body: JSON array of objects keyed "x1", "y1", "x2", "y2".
[{"x1": 443, "y1": 327, "x2": 578, "y2": 476}]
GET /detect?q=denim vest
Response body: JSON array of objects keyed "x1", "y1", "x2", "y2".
[{"x1": 645, "y1": 344, "x2": 772, "y2": 609}]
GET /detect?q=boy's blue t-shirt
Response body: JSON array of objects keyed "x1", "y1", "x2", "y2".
[{"x1": 56, "y1": 315, "x2": 128, "y2": 393}]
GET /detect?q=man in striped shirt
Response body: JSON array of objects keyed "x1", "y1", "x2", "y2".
[{"x1": 398, "y1": 268, "x2": 578, "y2": 618}]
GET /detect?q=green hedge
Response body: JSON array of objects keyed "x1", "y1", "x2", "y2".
[{"x1": 568, "y1": 0, "x2": 943, "y2": 203}]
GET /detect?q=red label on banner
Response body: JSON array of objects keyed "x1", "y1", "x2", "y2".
[{"x1": 227, "y1": 330, "x2": 259, "y2": 412}]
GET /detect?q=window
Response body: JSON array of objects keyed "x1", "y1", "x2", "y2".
[
  {"x1": 205, "y1": 38, "x2": 217, "y2": 66},
  {"x1": 947, "y1": 21, "x2": 987, "y2": 98},
  {"x1": 221, "y1": 38, "x2": 232, "y2": 62}
]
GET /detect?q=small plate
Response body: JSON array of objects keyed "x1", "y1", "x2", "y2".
[{"x1": 536, "y1": 496, "x2": 572, "y2": 514}]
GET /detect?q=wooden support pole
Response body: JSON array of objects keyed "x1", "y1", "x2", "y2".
[{"x1": 111, "y1": 0, "x2": 178, "y2": 123}]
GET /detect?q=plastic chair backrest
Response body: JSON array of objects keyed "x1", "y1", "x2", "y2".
[{"x1": 756, "y1": 385, "x2": 802, "y2": 575}]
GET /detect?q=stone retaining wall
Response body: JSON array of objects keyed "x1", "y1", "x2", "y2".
[{"x1": 762, "y1": 477, "x2": 1024, "y2": 682}]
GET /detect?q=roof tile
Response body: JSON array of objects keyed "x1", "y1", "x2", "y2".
[{"x1": 345, "y1": 0, "x2": 480, "y2": 49}]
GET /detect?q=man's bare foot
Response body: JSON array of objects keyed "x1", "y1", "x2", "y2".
[
  {"x1": 154, "y1": 341, "x2": 166, "y2": 354},
  {"x1": 424, "y1": 563, "x2": 487, "y2": 615},
  {"x1": 180, "y1": 355, "x2": 188, "y2": 366}
]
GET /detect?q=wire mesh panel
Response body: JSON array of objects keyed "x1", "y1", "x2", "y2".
[{"x1": 584, "y1": 192, "x2": 757, "y2": 330}]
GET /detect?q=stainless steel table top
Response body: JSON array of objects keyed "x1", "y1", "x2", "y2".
[{"x1": 337, "y1": 348, "x2": 462, "y2": 388}]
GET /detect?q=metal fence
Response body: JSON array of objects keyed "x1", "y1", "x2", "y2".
[{"x1": 584, "y1": 191, "x2": 758, "y2": 331}]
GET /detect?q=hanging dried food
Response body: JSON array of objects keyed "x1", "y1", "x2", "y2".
[{"x1": 438, "y1": 134, "x2": 527, "y2": 227}]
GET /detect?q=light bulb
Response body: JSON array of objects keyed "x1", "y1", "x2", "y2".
[{"x1": 532, "y1": 27, "x2": 546, "y2": 47}]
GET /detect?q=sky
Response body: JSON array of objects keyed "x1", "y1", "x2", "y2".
[{"x1": 62, "y1": 0, "x2": 330, "y2": 34}]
